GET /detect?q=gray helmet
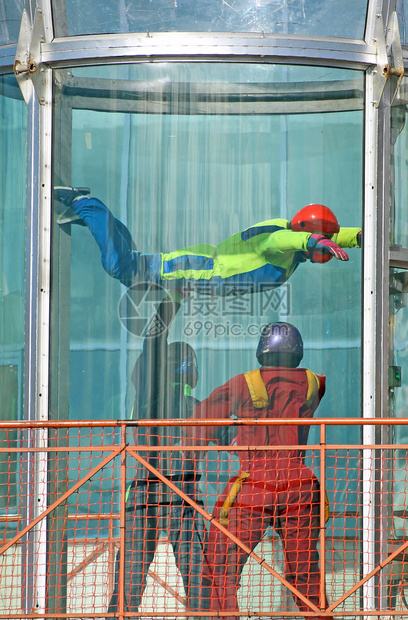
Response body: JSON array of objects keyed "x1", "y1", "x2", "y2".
[{"x1": 256, "y1": 322, "x2": 303, "y2": 368}]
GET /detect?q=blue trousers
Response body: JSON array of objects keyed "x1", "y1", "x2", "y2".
[{"x1": 72, "y1": 196, "x2": 162, "y2": 288}]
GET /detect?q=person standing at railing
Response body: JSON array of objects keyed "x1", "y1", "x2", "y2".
[{"x1": 185, "y1": 321, "x2": 333, "y2": 620}]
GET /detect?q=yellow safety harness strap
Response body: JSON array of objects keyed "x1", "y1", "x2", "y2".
[
  {"x1": 243, "y1": 367, "x2": 329, "y2": 523},
  {"x1": 244, "y1": 369, "x2": 269, "y2": 409},
  {"x1": 325, "y1": 491, "x2": 330, "y2": 523},
  {"x1": 305, "y1": 369, "x2": 320, "y2": 406},
  {"x1": 220, "y1": 472, "x2": 250, "y2": 526}
]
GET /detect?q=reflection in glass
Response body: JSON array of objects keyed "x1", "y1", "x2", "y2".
[
  {"x1": 392, "y1": 79, "x2": 408, "y2": 248},
  {"x1": 0, "y1": 0, "x2": 24, "y2": 47},
  {"x1": 398, "y1": 0, "x2": 408, "y2": 46},
  {"x1": 0, "y1": 74, "x2": 26, "y2": 527},
  {"x1": 389, "y1": 269, "x2": 408, "y2": 541},
  {"x1": 0, "y1": 75, "x2": 25, "y2": 352},
  {"x1": 56, "y1": 0, "x2": 368, "y2": 39}
]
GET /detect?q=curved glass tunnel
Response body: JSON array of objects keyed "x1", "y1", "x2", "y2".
[{"x1": 0, "y1": 0, "x2": 408, "y2": 617}]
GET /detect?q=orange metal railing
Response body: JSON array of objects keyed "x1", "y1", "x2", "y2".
[{"x1": 0, "y1": 419, "x2": 406, "y2": 618}]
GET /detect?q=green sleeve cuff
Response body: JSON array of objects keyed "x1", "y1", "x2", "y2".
[{"x1": 333, "y1": 228, "x2": 362, "y2": 248}]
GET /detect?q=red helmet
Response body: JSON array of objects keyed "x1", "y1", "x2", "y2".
[{"x1": 291, "y1": 204, "x2": 340, "y2": 235}]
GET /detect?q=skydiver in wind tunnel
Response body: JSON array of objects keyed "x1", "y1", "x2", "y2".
[{"x1": 54, "y1": 187, "x2": 361, "y2": 297}]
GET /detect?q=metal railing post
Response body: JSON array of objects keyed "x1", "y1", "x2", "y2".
[
  {"x1": 320, "y1": 422, "x2": 327, "y2": 613},
  {"x1": 119, "y1": 424, "x2": 127, "y2": 620}
]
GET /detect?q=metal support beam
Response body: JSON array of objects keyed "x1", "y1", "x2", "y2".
[
  {"x1": 13, "y1": 8, "x2": 47, "y2": 105},
  {"x1": 371, "y1": 9, "x2": 404, "y2": 108},
  {"x1": 362, "y1": 65, "x2": 379, "y2": 618}
]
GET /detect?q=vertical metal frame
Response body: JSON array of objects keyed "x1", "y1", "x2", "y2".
[
  {"x1": 36, "y1": 0, "x2": 54, "y2": 42},
  {"x1": 22, "y1": 67, "x2": 53, "y2": 618},
  {"x1": 362, "y1": 64, "x2": 379, "y2": 617},
  {"x1": 21, "y1": 86, "x2": 41, "y2": 617},
  {"x1": 363, "y1": 2, "x2": 397, "y2": 615},
  {"x1": 375, "y1": 23, "x2": 395, "y2": 618},
  {"x1": 375, "y1": 1, "x2": 404, "y2": 615},
  {"x1": 35, "y1": 65, "x2": 53, "y2": 615},
  {"x1": 20, "y1": 1, "x2": 54, "y2": 614},
  {"x1": 361, "y1": 3, "x2": 382, "y2": 616}
]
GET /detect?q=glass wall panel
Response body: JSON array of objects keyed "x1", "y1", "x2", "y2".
[
  {"x1": 0, "y1": 0, "x2": 25, "y2": 46},
  {"x1": 389, "y1": 269, "x2": 408, "y2": 543},
  {"x1": 390, "y1": 80, "x2": 408, "y2": 544},
  {"x1": 0, "y1": 74, "x2": 26, "y2": 531},
  {"x1": 51, "y1": 62, "x2": 363, "y2": 612},
  {"x1": 52, "y1": 63, "x2": 363, "y2": 425},
  {"x1": 53, "y1": 0, "x2": 368, "y2": 39},
  {"x1": 398, "y1": 0, "x2": 408, "y2": 46},
  {"x1": 392, "y1": 79, "x2": 408, "y2": 248}
]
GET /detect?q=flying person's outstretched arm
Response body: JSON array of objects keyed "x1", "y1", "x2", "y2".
[{"x1": 332, "y1": 228, "x2": 362, "y2": 248}]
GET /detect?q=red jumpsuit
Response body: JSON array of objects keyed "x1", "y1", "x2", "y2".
[{"x1": 187, "y1": 367, "x2": 333, "y2": 620}]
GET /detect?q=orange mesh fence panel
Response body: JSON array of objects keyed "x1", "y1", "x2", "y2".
[{"x1": 1, "y1": 420, "x2": 408, "y2": 618}]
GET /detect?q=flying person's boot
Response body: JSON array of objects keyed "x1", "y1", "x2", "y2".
[{"x1": 54, "y1": 186, "x2": 90, "y2": 224}]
